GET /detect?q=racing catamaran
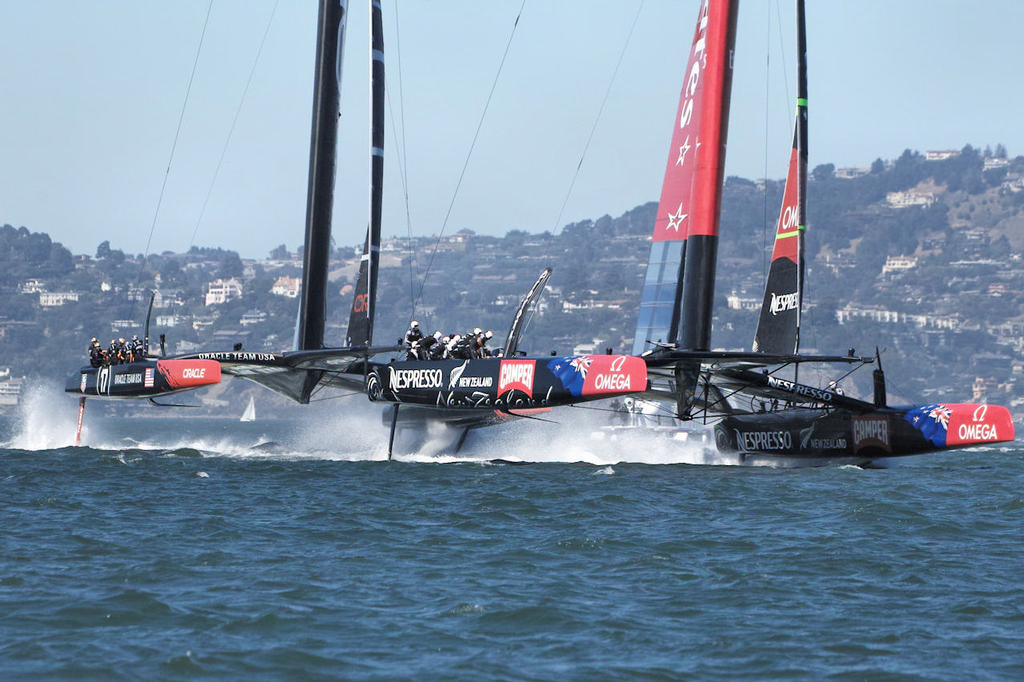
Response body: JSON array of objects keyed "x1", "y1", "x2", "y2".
[
  {"x1": 65, "y1": 0, "x2": 645, "y2": 451},
  {"x1": 634, "y1": 0, "x2": 1013, "y2": 464},
  {"x1": 66, "y1": 1, "x2": 397, "y2": 439}
]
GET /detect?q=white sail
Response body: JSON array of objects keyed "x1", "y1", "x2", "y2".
[{"x1": 240, "y1": 396, "x2": 256, "y2": 422}]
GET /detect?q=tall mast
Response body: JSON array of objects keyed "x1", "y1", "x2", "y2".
[
  {"x1": 296, "y1": 0, "x2": 348, "y2": 351},
  {"x1": 795, "y1": 0, "x2": 807, "y2": 352}
]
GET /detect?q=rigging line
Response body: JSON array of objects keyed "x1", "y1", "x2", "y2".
[
  {"x1": 385, "y1": 90, "x2": 419, "y2": 321},
  {"x1": 760, "y1": 0, "x2": 796, "y2": 287},
  {"x1": 412, "y1": 0, "x2": 526, "y2": 312},
  {"x1": 568, "y1": 400, "x2": 676, "y2": 419},
  {"x1": 774, "y1": 0, "x2": 793, "y2": 124},
  {"x1": 551, "y1": 0, "x2": 644, "y2": 233},
  {"x1": 135, "y1": 0, "x2": 214, "y2": 296},
  {"x1": 384, "y1": 1, "x2": 421, "y2": 322},
  {"x1": 307, "y1": 390, "x2": 363, "y2": 403},
  {"x1": 760, "y1": 1, "x2": 772, "y2": 285},
  {"x1": 188, "y1": 0, "x2": 280, "y2": 252}
]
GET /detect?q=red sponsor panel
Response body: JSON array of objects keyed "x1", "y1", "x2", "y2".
[
  {"x1": 852, "y1": 414, "x2": 891, "y2": 454},
  {"x1": 580, "y1": 355, "x2": 647, "y2": 397},
  {"x1": 158, "y1": 359, "x2": 222, "y2": 390},
  {"x1": 771, "y1": 147, "x2": 801, "y2": 262},
  {"x1": 944, "y1": 403, "x2": 1015, "y2": 446},
  {"x1": 498, "y1": 360, "x2": 535, "y2": 398}
]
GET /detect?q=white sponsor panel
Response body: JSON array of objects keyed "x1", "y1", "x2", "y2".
[
  {"x1": 593, "y1": 373, "x2": 632, "y2": 391},
  {"x1": 959, "y1": 422, "x2": 998, "y2": 441},
  {"x1": 389, "y1": 367, "x2": 443, "y2": 392},
  {"x1": 769, "y1": 291, "x2": 799, "y2": 315},
  {"x1": 458, "y1": 376, "x2": 493, "y2": 389},
  {"x1": 98, "y1": 366, "x2": 110, "y2": 394},
  {"x1": 498, "y1": 361, "x2": 535, "y2": 396},
  {"x1": 736, "y1": 430, "x2": 793, "y2": 452},
  {"x1": 113, "y1": 372, "x2": 143, "y2": 385},
  {"x1": 766, "y1": 376, "x2": 833, "y2": 403},
  {"x1": 781, "y1": 204, "x2": 798, "y2": 231},
  {"x1": 197, "y1": 352, "x2": 278, "y2": 362}
]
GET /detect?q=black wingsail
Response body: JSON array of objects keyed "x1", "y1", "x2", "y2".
[
  {"x1": 346, "y1": 0, "x2": 385, "y2": 348},
  {"x1": 753, "y1": 0, "x2": 807, "y2": 355},
  {"x1": 503, "y1": 268, "x2": 552, "y2": 358},
  {"x1": 296, "y1": 0, "x2": 347, "y2": 352},
  {"x1": 67, "y1": 1, "x2": 399, "y2": 409}
]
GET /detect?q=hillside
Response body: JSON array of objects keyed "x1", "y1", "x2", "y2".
[{"x1": 3, "y1": 143, "x2": 1024, "y2": 415}]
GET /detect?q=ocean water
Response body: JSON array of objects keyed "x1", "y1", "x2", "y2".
[{"x1": 2, "y1": 392, "x2": 1023, "y2": 680}]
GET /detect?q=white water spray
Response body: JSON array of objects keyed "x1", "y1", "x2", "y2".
[{"x1": 7, "y1": 380, "x2": 83, "y2": 450}]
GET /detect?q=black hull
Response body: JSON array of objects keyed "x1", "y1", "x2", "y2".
[
  {"x1": 65, "y1": 359, "x2": 221, "y2": 399},
  {"x1": 367, "y1": 355, "x2": 647, "y2": 412},
  {"x1": 715, "y1": 409, "x2": 941, "y2": 462}
]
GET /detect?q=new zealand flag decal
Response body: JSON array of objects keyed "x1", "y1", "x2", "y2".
[
  {"x1": 547, "y1": 355, "x2": 592, "y2": 396},
  {"x1": 904, "y1": 403, "x2": 952, "y2": 447}
]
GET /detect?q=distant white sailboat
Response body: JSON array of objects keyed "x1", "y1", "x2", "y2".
[{"x1": 240, "y1": 396, "x2": 256, "y2": 422}]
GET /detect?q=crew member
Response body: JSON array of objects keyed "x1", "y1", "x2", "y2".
[
  {"x1": 467, "y1": 330, "x2": 486, "y2": 358},
  {"x1": 453, "y1": 334, "x2": 474, "y2": 360},
  {"x1": 88, "y1": 338, "x2": 105, "y2": 368},
  {"x1": 432, "y1": 333, "x2": 449, "y2": 360},
  {"x1": 444, "y1": 334, "x2": 462, "y2": 359},
  {"x1": 418, "y1": 331, "x2": 439, "y2": 360},
  {"x1": 404, "y1": 321, "x2": 423, "y2": 359},
  {"x1": 129, "y1": 335, "x2": 144, "y2": 362}
]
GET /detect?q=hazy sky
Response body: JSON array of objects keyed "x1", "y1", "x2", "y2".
[{"x1": 3, "y1": 1, "x2": 1023, "y2": 259}]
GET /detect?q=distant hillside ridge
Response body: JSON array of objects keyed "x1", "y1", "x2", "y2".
[{"x1": 3, "y1": 143, "x2": 1023, "y2": 414}]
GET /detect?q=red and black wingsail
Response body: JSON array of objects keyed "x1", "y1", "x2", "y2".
[
  {"x1": 753, "y1": 0, "x2": 807, "y2": 355},
  {"x1": 633, "y1": 0, "x2": 739, "y2": 418},
  {"x1": 631, "y1": 1, "x2": 1015, "y2": 462},
  {"x1": 633, "y1": 0, "x2": 739, "y2": 359}
]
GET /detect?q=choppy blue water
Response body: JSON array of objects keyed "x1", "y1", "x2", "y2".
[{"x1": 2, "y1": 400, "x2": 1023, "y2": 680}]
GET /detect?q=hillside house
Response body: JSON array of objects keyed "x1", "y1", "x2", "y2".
[
  {"x1": 271, "y1": 276, "x2": 301, "y2": 298},
  {"x1": 205, "y1": 278, "x2": 243, "y2": 306},
  {"x1": 39, "y1": 291, "x2": 80, "y2": 307},
  {"x1": 886, "y1": 190, "x2": 936, "y2": 208}
]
